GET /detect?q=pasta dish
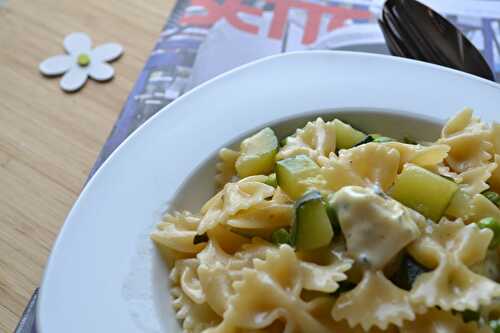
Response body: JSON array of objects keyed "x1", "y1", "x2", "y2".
[{"x1": 151, "y1": 109, "x2": 500, "y2": 332}]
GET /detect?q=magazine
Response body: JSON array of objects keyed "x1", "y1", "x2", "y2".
[
  {"x1": 89, "y1": 0, "x2": 500, "y2": 176},
  {"x1": 16, "y1": 0, "x2": 500, "y2": 332}
]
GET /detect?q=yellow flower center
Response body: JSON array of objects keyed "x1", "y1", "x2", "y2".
[{"x1": 77, "y1": 54, "x2": 91, "y2": 67}]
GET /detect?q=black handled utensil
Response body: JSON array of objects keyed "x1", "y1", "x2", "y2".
[{"x1": 379, "y1": 0, "x2": 495, "y2": 81}]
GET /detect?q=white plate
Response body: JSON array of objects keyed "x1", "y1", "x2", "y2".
[{"x1": 38, "y1": 51, "x2": 500, "y2": 333}]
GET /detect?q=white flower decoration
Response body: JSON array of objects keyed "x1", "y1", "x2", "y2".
[{"x1": 39, "y1": 32, "x2": 123, "y2": 92}]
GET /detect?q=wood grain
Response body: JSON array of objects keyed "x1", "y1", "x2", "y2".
[{"x1": 0, "y1": 0, "x2": 172, "y2": 331}]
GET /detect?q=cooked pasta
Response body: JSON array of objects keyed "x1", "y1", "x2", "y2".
[{"x1": 152, "y1": 109, "x2": 500, "y2": 332}]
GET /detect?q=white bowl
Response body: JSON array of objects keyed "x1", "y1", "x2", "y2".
[{"x1": 37, "y1": 51, "x2": 500, "y2": 333}]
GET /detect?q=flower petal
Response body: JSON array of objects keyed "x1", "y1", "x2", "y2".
[
  {"x1": 88, "y1": 62, "x2": 114, "y2": 81},
  {"x1": 64, "y1": 32, "x2": 92, "y2": 55},
  {"x1": 91, "y1": 43, "x2": 123, "y2": 62},
  {"x1": 60, "y1": 67, "x2": 89, "y2": 92},
  {"x1": 39, "y1": 55, "x2": 73, "y2": 76}
]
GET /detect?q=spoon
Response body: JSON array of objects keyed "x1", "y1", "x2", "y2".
[{"x1": 379, "y1": 0, "x2": 496, "y2": 81}]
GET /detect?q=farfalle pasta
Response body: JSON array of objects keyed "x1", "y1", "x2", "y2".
[
  {"x1": 400, "y1": 308, "x2": 487, "y2": 333},
  {"x1": 439, "y1": 108, "x2": 494, "y2": 173},
  {"x1": 152, "y1": 110, "x2": 500, "y2": 332},
  {"x1": 408, "y1": 219, "x2": 500, "y2": 312},
  {"x1": 151, "y1": 211, "x2": 205, "y2": 254},
  {"x1": 336, "y1": 144, "x2": 400, "y2": 191},
  {"x1": 277, "y1": 118, "x2": 337, "y2": 163},
  {"x1": 215, "y1": 148, "x2": 240, "y2": 188}
]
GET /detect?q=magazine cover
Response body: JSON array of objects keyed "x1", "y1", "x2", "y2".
[
  {"x1": 90, "y1": 0, "x2": 500, "y2": 176},
  {"x1": 16, "y1": 0, "x2": 500, "y2": 332}
]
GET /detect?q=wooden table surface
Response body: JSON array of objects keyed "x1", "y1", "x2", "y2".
[{"x1": 0, "y1": 1, "x2": 172, "y2": 331}]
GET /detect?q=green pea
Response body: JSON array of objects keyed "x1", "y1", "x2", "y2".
[
  {"x1": 264, "y1": 173, "x2": 277, "y2": 187},
  {"x1": 271, "y1": 228, "x2": 291, "y2": 245},
  {"x1": 477, "y1": 217, "x2": 500, "y2": 248},
  {"x1": 489, "y1": 319, "x2": 500, "y2": 333},
  {"x1": 483, "y1": 190, "x2": 500, "y2": 207}
]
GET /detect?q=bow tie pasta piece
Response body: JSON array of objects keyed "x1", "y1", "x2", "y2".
[
  {"x1": 427, "y1": 162, "x2": 460, "y2": 184},
  {"x1": 444, "y1": 134, "x2": 493, "y2": 173},
  {"x1": 400, "y1": 308, "x2": 490, "y2": 333},
  {"x1": 330, "y1": 320, "x2": 400, "y2": 333},
  {"x1": 468, "y1": 194, "x2": 500, "y2": 223},
  {"x1": 201, "y1": 175, "x2": 272, "y2": 216},
  {"x1": 203, "y1": 322, "x2": 286, "y2": 333},
  {"x1": 233, "y1": 238, "x2": 276, "y2": 264},
  {"x1": 196, "y1": 240, "x2": 275, "y2": 318},
  {"x1": 215, "y1": 246, "x2": 332, "y2": 333},
  {"x1": 303, "y1": 296, "x2": 337, "y2": 330},
  {"x1": 408, "y1": 220, "x2": 500, "y2": 312},
  {"x1": 442, "y1": 108, "x2": 487, "y2": 137},
  {"x1": 170, "y1": 256, "x2": 221, "y2": 332},
  {"x1": 216, "y1": 148, "x2": 240, "y2": 189},
  {"x1": 151, "y1": 211, "x2": 206, "y2": 254},
  {"x1": 198, "y1": 180, "x2": 275, "y2": 234},
  {"x1": 170, "y1": 287, "x2": 221, "y2": 333},
  {"x1": 198, "y1": 263, "x2": 235, "y2": 316},
  {"x1": 337, "y1": 143, "x2": 400, "y2": 191},
  {"x1": 252, "y1": 245, "x2": 303, "y2": 296},
  {"x1": 299, "y1": 257, "x2": 353, "y2": 293},
  {"x1": 456, "y1": 163, "x2": 498, "y2": 196},
  {"x1": 319, "y1": 143, "x2": 401, "y2": 192},
  {"x1": 332, "y1": 271, "x2": 415, "y2": 330},
  {"x1": 332, "y1": 186, "x2": 420, "y2": 270},
  {"x1": 226, "y1": 201, "x2": 293, "y2": 230},
  {"x1": 383, "y1": 142, "x2": 450, "y2": 170},
  {"x1": 201, "y1": 245, "x2": 334, "y2": 333},
  {"x1": 223, "y1": 180, "x2": 275, "y2": 215},
  {"x1": 205, "y1": 276, "x2": 325, "y2": 333},
  {"x1": 307, "y1": 297, "x2": 401, "y2": 332},
  {"x1": 171, "y1": 259, "x2": 206, "y2": 305},
  {"x1": 447, "y1": 188, "x2": 500, "y2": 223},
  {"x1": 277, "y1": 118, "x2": 337, "y2": 163},
  {"x1": 318, "y1": 156, "x2": 366, "y2": 191},
  {"x1": 197, "y1": 240, "x2": 233, "y2": 268},
  {"x1": 439, "y1": 108, "x2": 494, "y2": 173},
  {"x1": 410, "y1": 257, "x2": 500, "y2": 312},
  {"x1": 205, "y1": 224, "x2": 249, "y2": 254},
  {"x1": 230, "y1": 238, "x2": 352, "y2": 292},
  {"x1": 408, "y1": 219, "x2": 491, "y2": 268}
]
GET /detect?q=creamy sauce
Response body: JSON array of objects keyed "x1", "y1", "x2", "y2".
[{"x1": 332, "y1": 186, "x2": 421, "y2": 270}]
